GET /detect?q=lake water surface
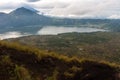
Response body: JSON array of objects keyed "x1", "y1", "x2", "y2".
[
  {"x1": 37, "y1": 26, "x2": 106, "y2": 35},
  {"x1": 0, "y1": 26, "x2": 107, "y2": 40}
]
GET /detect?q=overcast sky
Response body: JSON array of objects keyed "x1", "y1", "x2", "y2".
[{"x1": 0, "y1": 0, "x2": 120, "y2": 19}]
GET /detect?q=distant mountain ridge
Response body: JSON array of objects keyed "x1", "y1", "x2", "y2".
[
  {"x1": 0, "y1": 12, "x2": 7, "y2": 16},
  {"x1": 0, "y1": 7, "x2": 120, "y2": 32},
  {"x1": 9, "y1": 7, "x2": 39, "y2": 16},
  {"x1": 0, "y1": 7, "x2": 52, "y2": 27}
]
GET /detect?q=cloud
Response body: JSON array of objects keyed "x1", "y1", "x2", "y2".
[
  {"x1": 0, "y1": 31, "x2": 30, "y2": 40},
  {"x1": 28, "y1": 0, "x2": 120, "y2": 18},
  {"x1": 0, "y1": 0, "x2": 120, "y2": 18},
  {"x1": 108, "y1": 14, "x2": 120, "y2": 19},
  {"x1": 37, "y1": 26, "x2": 106, "y2": 35},
  {"x1": 26, "y1": 0, "x2": 40, "y2": 2},
  {"x1": 0, "y1": 1, "x2": 28, "y2": 12}
]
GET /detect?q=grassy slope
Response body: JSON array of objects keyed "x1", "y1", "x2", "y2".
[
  {"x1": 0, "y1": 41, "x2": 120, "y2": 80},
  {"x1": 6, "y1": 32, "x2": 120, "y2": 65}
]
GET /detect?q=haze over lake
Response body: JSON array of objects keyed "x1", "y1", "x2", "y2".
[
  {"x1": 37, "y1": 26, "x2": 106, "y2": 35},
  {"x1": 0, "y1": 26, "x2": 107, "y2": 40}
]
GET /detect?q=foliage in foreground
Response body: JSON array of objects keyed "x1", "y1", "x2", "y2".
[{"x1": 0, "y1": 41, "x2": 120, "y2": 80}]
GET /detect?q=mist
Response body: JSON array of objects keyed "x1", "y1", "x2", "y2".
[
  {"x1": 0, "y1": 31, "x2": 30, "y2": 40},
  {"x1": 37, "y1": 26, "x2": 106, "y2": 35},
  {"x1": 0, "y1": 27, "x2": 106, "y2": 40},
  {"x1": 0, "y1": 0, "x2": 120, "y2": 18}
]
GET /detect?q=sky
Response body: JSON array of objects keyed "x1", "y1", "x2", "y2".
[{"x1": 0, "y1": 0, "x2": 120, "y2": 19}]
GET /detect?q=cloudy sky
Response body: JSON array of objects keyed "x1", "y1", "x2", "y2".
[{"x1": 0, "y1": 0, "x2": 120, "y2": 18}]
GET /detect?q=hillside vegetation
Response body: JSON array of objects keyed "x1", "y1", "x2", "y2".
[
  {"x1": 0, "y1": 41, "x2": 120, "y2": 80},
  {"x1": 7, "y1": 32, "x2": 120, "y2": 65}
]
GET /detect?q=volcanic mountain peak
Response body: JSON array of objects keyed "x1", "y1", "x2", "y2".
[{"x1": 9, "y1": 7, "x2": 38, "y2": 15}]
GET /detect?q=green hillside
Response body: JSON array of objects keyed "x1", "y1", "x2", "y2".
[
  {"x1": 7, "y1": 32, "x2": 120, "y2": 65},
  {"x1": 0, "y1": 41, "x2": 119, "y2": 80}
]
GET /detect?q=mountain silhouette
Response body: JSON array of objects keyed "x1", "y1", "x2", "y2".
[
  {"x1": 0, "y1": 7, "x2": 51, "y2": 27},
  {"x1": 9, "y1": 7, "x2": 39, "y2": 16},
  {"x1": 0, "y1": 7, "x2": 120, "y2": 32}
]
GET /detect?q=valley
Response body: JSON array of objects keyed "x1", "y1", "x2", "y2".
[
  {"x1": 0, "y1": 6, "x2": 120, "y2": 80},
  {"x1": 6, "y1": 32, "x2": 120, "y2": 65}
]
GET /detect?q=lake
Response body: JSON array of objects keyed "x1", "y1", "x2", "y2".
[{"x1": 0, "y1": 26, "x2": 107, "y2": 40}]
